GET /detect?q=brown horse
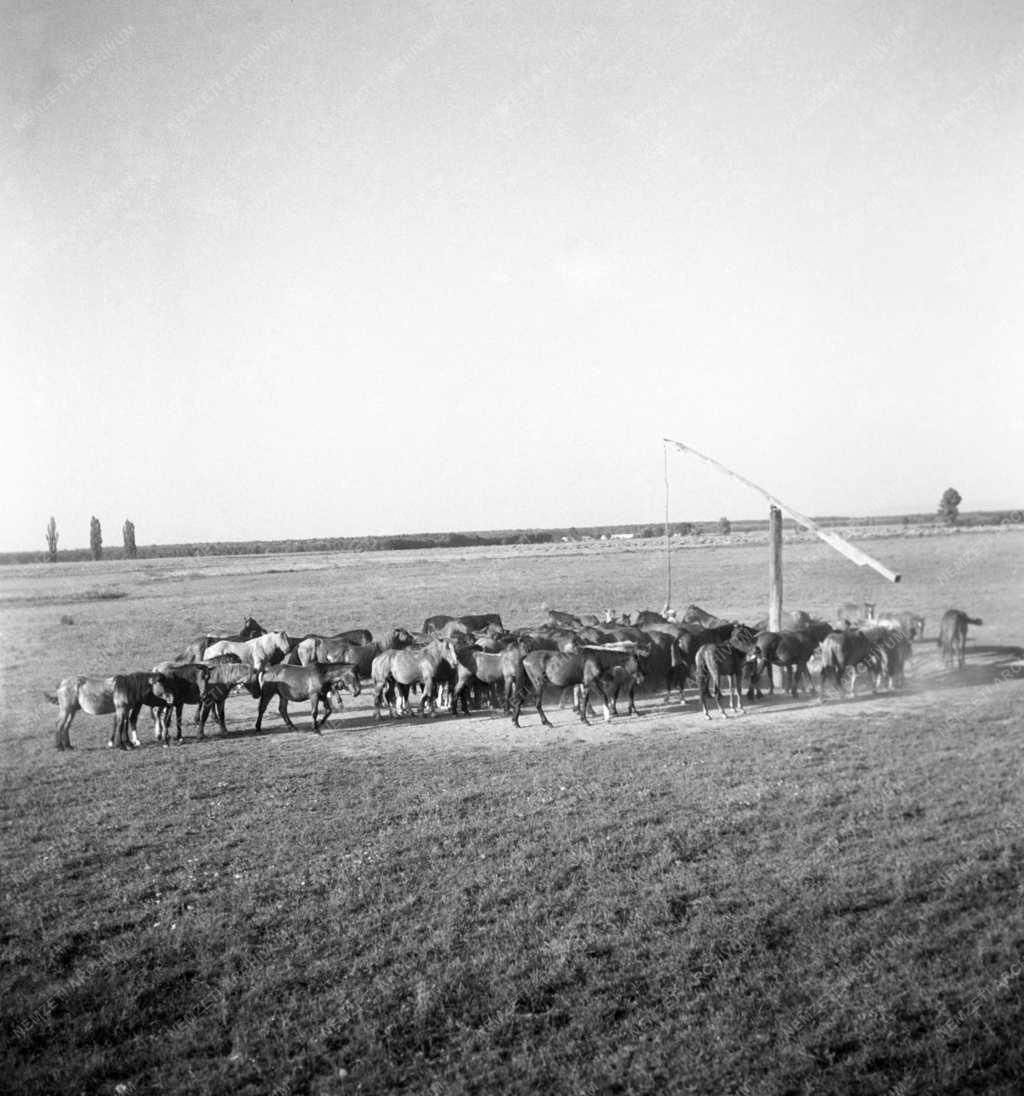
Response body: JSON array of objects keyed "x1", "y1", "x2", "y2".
[
  {"x1": 293, "y1": 629, "x2": 414, "y2": 674},
  {"x1": 747, "y1": 621, "x2": 832, "y2": 698},
  {"x1": 452, "y1": 644, "x2": 527, "y2": 720},
  {"x1": 195, "y1": 658, "x2": 262, "y2": 737},
  {"x1": 149, "y1": 662, "x2": 212, "y2": 743},
  {"x1": 695, "y1": 624, "x2": 758, "y2": 718},
  {"x1": 48, "y1": 673, "x2": 175, "y2": 750},
  {"x1": 255, "y1": 663, "x2": 361, "y2": 733},
  {"x1": 818, "y1": 631, "x2": 883, "y2": 700},
  {"x1": 371, "y1": 638, "x2": 460, "y2": 719},
  {"x1": 521, "y1": 645, "x2": 643, "y2": 727},
  {"x1": 938, "y1": 610, "x2": 983, "y2": 670}
]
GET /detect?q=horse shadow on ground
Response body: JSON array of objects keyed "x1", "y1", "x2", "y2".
[
  {"x1": 663, "y1": 643, "x2": 1024, "y2": 715},
  {"x1": 190, "y1": 704, "x2": 521, "y2": 742},
  {"x1": 906, "y1": 644, "x2": 1024, "y2": 693},
  {"x1": 165, "y1": 647, "x2": 1024, "y2": 745}
]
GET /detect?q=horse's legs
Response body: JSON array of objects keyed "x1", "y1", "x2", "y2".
[
  {"x1": 745, "y1": 657, "x2": 763, "y2": 701},
  {"x1": 590, "y1": 677, "x2": 613, "y2": 723},
  {"x1": 577, "y1": 681, "x2": 592, "y2": 725},
  {"x1": 277, "y1": 695, "x2": 296, "y2": 730},
  {"x1": 309, "y1": 690, "x2": 321, "y2": 733},
  {"x1": 698, "y1": 665, "x2": 712, "y2": 720},
  {"x1": 154, "y1": 705, "x2": 168, "y2": 746},
  {"x1": 128, "y1": 706, "x2": 142, "y2": 748},
  {"x1": 111, "y1": 705, "x2": 129, "y2": 749},
  {"x1": 372, "y1": 680, "x2": 385, "y2": 721},
  {"x1": 57, "y1": 706, "x2": 75, "y2": 750},
  {"x1": 845, "y1": 665, "x2": 856, "y2": 698},
  {"x1": 254, "y1": 687, "x2": 274, "y2": 732},
  {"x1": 197, "y1": 698, "x2": 209, "y2": 738},
  {"x1": 509, "y1": 677, "x2": 524, "y2": 727},
  {"x1": 712, "y1": 673, "x2": 727, "y2": 718},
  {"x1": 534, "y1": 676, "x2": 552, "y2": 728}
]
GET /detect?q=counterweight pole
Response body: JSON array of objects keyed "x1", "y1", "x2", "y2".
[{"x1": 662, "y1": 437, "x2": 901, "y2": 583}]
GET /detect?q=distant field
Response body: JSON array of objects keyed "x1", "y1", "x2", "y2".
[{"x1": 2, "y1": 531, "x2": 1023, "y2": 1094}]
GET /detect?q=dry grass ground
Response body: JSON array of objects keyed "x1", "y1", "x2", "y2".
[{"x1": 2, "y1": 531, "x2": 1023, "y2": 1095}]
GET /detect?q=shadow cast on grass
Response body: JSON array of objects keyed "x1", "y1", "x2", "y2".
[{"x1": 910, "y1": 644, "x2": 1023, "y2": 692}]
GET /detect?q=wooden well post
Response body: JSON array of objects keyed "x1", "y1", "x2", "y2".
[{"x1": 768, "y1": 505, "x2": 783, "y2": 688}]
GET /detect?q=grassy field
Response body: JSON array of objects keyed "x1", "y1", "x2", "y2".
[{"x1": 2, "y1": 531, "x2": 1023, "y2": 1094}]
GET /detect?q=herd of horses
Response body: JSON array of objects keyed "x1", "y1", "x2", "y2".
[{"x1": 47, "y1": 603, "x2": 983, "y2": 750}]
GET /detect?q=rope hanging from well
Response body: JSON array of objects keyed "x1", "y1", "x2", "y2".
[{"x1": 663, "y1": 440, "x2": 672, "y2": 612}]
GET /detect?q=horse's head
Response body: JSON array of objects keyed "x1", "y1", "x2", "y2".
[
  {"x1": 337, "y1": 667, "x2": 361, "y2": 698},
  {"x1": 241, "y1": 615, "x2": 264, "y2": 639},
  {"x1": 148, "y1": 672, "x2": 174, "y2": 703}
]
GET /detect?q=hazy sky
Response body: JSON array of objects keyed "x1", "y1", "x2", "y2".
[{"x1": 3, "y1": 0, "x2": 1023, "y2": 550}]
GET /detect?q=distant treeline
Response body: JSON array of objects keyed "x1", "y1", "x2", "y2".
[{"x1": 2, "y1": 510, "x2": 1020, "y2": 567}]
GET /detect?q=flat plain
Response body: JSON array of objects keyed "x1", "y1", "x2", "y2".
[{"x1": 2, "y1": 529, "x2": 1023, "y2": 1095}]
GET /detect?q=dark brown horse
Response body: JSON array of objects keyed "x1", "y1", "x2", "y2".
[
  {"x1": 521, "y1": 645, "x2": 643, "y2": 727},
  {"x1": 747, "y1": 621, "x2": 832, "y2": 698},
  {"x1": 195, "y1": 657, "x2": 262, "y2": 737},
  {"x1": 818, "y1": 630, "x2": 883, "y2": 700},
  {"x1": 149, "y1": 662, "x2": 212, "y2": 743},
  {"x1": 452, "y1": 644, "x2": 527, "y2": 721},
  {"x1": 255, "y1": 663, "x2": 361, "y2": 733},
  {"x1": 695, "y1": 624, "x2": 758, "y2": 718}
]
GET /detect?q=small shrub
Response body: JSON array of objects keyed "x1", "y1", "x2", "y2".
[{"x1": 60, "y1": 614, "x2": 74, "y2": 625}]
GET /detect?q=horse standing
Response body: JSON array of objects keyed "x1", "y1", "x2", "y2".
[{"x1": 695, "y1": 624, "x2": 758, "y2": 718}]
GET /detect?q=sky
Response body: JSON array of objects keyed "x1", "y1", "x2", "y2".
[{"x1": 3, "y1": 0, "x2": 1023, "y2": 550}]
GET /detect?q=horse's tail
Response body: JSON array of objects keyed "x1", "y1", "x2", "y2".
[{"x1": 44, "y1": 691, "x2": 59, "y2": 705}]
